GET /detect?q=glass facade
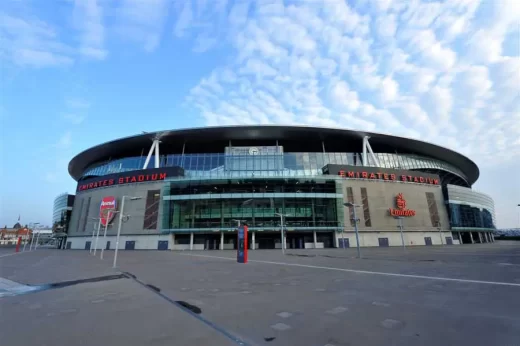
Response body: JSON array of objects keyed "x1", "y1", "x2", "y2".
[
  {"x1": 162, "y1": 177, "x2": 344, "y2": 232},
  {"x1": 52, "y1": 193, "x2": 75, "y2": 233},
  {"x1": 446, "y1": 185, "x2": 496, "y2": 231},
  {"x1": 81, "y1": 152, "x2": 469, "y2": 185}
]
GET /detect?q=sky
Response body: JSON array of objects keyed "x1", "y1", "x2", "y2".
[{"x1": 0, "y1": 0, "x2": 519, "y2": 229}]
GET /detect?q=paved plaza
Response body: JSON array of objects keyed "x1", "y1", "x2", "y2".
[{"x1": 1, "y1": 243, "x2": 520, "y2": 346}]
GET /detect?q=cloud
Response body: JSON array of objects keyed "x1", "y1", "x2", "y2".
[
  {"x1": 0, "y1": 12, "x2": 74, "y2": 67},
  {"x1": 73, "y1": 0, "x2": 107, "y2": 60},
  {"x1": 65, "y1": 98, "x2": 90, "y2": 109},
  {"x1": 115, "y1": 0, "x2": 170, "y2": 52},
  {"x1": 54, "y1": 132, "x2": 72, "y2": 149},
  {"x1": 62, "y1": 113, "x2": 86, "y2": 124},
  {"x1": 180, "y1": 0, "x2": 519, "y2": 171}
]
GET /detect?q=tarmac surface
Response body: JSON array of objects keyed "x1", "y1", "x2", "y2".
[{"x1": 1, "y1": 242, "x2": 520, "y2": 346}]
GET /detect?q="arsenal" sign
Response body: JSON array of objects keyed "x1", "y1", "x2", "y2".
[{"x1": 100, "y1": 196, "x2": 117, "y2": 226}]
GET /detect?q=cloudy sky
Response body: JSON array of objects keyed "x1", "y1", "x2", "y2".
[{"x1": 0, "y1": 0, "x2": 519, "y2": 228}]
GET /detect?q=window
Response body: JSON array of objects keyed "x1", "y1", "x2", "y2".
[
  {"x1": 143, "y1": 190, "x2": 161, "y2": 230},
  {"x1": 75, "y1": 198, "x2": 84, "y2": 233},
  {"x1": 81, "y1": 197, "x2": 92, "y2": 232},
  {"x1": 360, "y1": 187, "x2": 371, "y2": 227},
  {"x1": 346, "y1": 187, "x2": 355, "y2": 227},
  {"x1": 426, "y1": 192, "x2": 440, "y2": 227}
]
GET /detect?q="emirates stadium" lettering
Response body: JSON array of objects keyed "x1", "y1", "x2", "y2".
[
  {"x1": 338, "y1": 170, "x2": 439, "y2": 185},
  {"x1": 78, "y1": 173, "x2": 167, "y2": 192}
]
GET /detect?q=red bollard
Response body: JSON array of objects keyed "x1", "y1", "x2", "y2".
[{"x1": 15, "y1": 236, "x2": 22, "y2": 252}]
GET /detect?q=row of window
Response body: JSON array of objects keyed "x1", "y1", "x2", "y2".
[
  {"x1": 82, "y1": 152, "x2": 468, "y2": 184},
  {"x1": 448, "y1": 203, "x2": 495, "y2": 229},
  {"x1": 162, "y1": 197, "x2": 340, "y2": 230},
  {"x1": 167, "y1": 178, "x2": 340, "y2": 195}
]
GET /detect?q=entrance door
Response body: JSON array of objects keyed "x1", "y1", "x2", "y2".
[
  {"x1": 445, "y1": 237, "x2": 453, "y2": 245},
  {"x1": 378, "y1": 238, "x2": 389, "y2": 247},
  {"x1": 424, "y1": 237, "x2": 433, "y2": 246},
  {"x1": 339, "y1": 238, "x2": 350, "y2": 248},
  {"x1": 105, "y1": 241, "x2": 111, "y2": 250},
  {"x1": 125, "y1": 241, "x2": 135, "y2": 250},
  {"x1": 158, "y1": 240, "x2": 168, "y2": 250},
  {"x1": 85, "y1": 241, "x2": 91, "y2": 250}
]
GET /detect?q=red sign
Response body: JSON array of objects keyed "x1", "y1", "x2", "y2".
[
  {"x1": 338, "y1": 170, "x2": 439, "y2": 185},
  {"x1": 100, "y1": 196, "x2": 117, "y2": 227},
  {"x1": 76, "y1": 167, "x2": 184, "y2": 193},
  {"x1": 389, "y1": 193, "x2": 416, "y2": 217}
]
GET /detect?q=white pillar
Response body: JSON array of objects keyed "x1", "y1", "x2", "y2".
[
  {"x1": 252, "y1": 232, "x2": 255, "y2": 250},
  {"x1": 189, "y1": 232, "x2": 194, "y2": 250},
  {"x1": 478, "y1": 232, "x2": 483, "y2": 243},
  {"x1": 154, "y1": 139, "x2": 160, "y2": 168},
  {"x1": 313, "y1": 231, "x2": 317, "y2": 249},
  {"x1": 220, "y1": 232, "x2": 224, "y2": 250},
  {"x1": 170, "y1": 233, "x2": 175, "y2": 251},
  {"x1": 491, "y1": 233, "x2": 495, "y2": 242},
  {"x1": 469, "y1": 232, "x2": 474, "y2": 244},
  {"x1": 458, "y1": 232, "x2": 462, "y2": 245}
]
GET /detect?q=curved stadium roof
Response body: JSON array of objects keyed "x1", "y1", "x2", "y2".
[{"x1": 68, "y1": 125, "x2": 479, "y2": 185}]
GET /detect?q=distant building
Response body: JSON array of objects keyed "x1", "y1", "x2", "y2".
[
  {"x1": 52, "y1": 193, "x2": 75, "y2": 249},
  {"x1": 0, "y1": 223, "x2": 32, "y2": 245}
]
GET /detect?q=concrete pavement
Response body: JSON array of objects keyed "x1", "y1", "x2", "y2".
[{"x1": 1, "y1": 243, "x2": 520, "y2": 346}]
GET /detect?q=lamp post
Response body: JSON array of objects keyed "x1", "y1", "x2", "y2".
[
  {"x1": 343, "y1": 203, "x2": 361, "y2": 258},
  {"x1": 275, "y1": 213, "x2": 290, "y2": 255},
  {"x1": 113, "y1": 196, "x2": 142, "y2": 268},
  {"x1": 517, "y1": 204, "x2": 520, "y2": 228},
  {"x1": 89, "y1": 218, "x2": 101, "y2": 254},
  {"x1": 339, "y1": 222, "x2": 346, "y2": 250},
  {"x1": 34, "y1": 231, "x2": 41, "y2": 249},
  {"x1": 94, "y1": 209, "x2": 113, "y2": 256},
  {"x1": 26, "y1": 222, "x2": 39, "y2": 251},
  {"x1": 101, "y1": 210, "x2": 119, "y2": 260},
  {"x1": 438, "y1": 220, "x2": 443, "y2": 245},
  {"x1": 395, "y1": 216, "x2": 405, "y2": 250}
]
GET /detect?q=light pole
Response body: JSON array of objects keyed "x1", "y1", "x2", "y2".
[
  {"x1": 275, "y1": 213, "x2": 290, "y2": 255},
  {"x1": 89, "y1": 218, "x2": 101, "y2": 254},
  {"x1": 437, "y1": 220, "x2": 443, "y2": 245},
  {"x1": 113, "y1": 196, "x2": 142, "y2": 268},
  {"x1": 94, "y1": 209, "x2": 113, "y2": 256},
  {"x1": 395, "y1": 216, "x2": 405, "y2": 250},
  {"x1": 101, "y1": 210, "x2": 119, "y2": 260},
  {"x1": 339, "y1": 222, "x2": 346, "y2": 250},
  {"x1": 344, "y1": 202, "x2": 361, "y2": 258},
  {"x1": 34, "y1": 231, "x2": 41, "y2": 249},
  {"x1": 517, "y1": 204, "x2": 520, "y2": 228},
  {"x1": 26, "y1": 222, "x2": 39, "y2": 251}
]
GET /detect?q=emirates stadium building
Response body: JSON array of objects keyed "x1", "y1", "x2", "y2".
[{"x1": 66, "y1": 125, "x2": 496, "y2": 251}]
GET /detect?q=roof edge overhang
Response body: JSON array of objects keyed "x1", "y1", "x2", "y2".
[{"x1": 68, "y1": 125, "x2": 479, "y2": 185}]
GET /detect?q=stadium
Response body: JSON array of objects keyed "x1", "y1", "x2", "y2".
[{"x1": 65, "y1": 125, "x2": 496, "y2": 251}]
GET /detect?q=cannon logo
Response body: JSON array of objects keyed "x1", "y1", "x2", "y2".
[
  {"x1": 100, "y1": 196, "x2": 117, "y2": 227},
  {"x1": 389, "y1": 193, "x2": 416, "y2": 217},
  {"x1": 396, "y1": 193, "x2": 406, "y2": 210}
]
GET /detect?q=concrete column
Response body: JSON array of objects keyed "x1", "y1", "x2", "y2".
[
  {"x1": 189, "y1": 232, "x2": 194, "y2": 250},
  {"x1": 484, "y1": 232, "x2": 489, "y2": 243},
  {"x1": 469, "y1": 232, "x2": 474, "y2": 244},
  {"x1": 458, "y1": 232, "x2": 462, "y2": 245},
  {"x1": 252, "y1": 232, "x2": 255, "y2": 250},
  {"x1": 478, "y1": 232, "x2": 483, "y2": 243},
  {"x1": 313, "y1": 231, "x2": 317, "y2": 248},
  {"x1": 220, "y1": 232, "x2": 224, "y2": 250},
  {"x1": 491, "y1": 233, "x2": 495, "y2": 242},
  {"x1": 170, "y1": 233, "x2": 175, "y2": 251}
]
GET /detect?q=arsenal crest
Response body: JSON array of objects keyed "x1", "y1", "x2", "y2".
[{"x1": 100, "y1": 196, "x2": 117, "y2": 227}]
